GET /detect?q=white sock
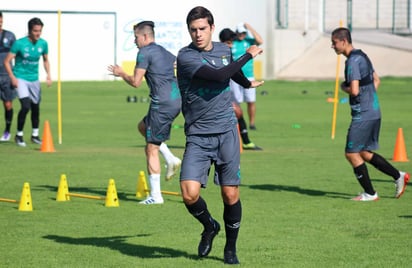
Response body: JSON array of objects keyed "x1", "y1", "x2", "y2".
[
  {"x1": 32, "y1": 128, "x2": 39, "y2": 136},
  {"x1": 159, "y1": 143, "x2": 174, "y2": 163},
  {"x1": 149, "y1": 174, "x2": 162, "y2": 200},
  {"x1": 17, "y1": 131, "x2": 23, "y2": 136}
]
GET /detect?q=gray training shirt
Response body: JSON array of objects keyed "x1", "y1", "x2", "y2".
[{"x1": 177, "y1": 42, "x2": 237, "y2": 135}]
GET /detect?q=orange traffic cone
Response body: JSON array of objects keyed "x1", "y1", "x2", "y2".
[
  {"x1": 393, "y1": 128, "x2": 409, "y2": 162},
  {"x1": 41, "y1": 120, "x2": 55, "y2": 152}
]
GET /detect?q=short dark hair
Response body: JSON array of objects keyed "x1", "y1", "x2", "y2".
[
  {"x1": 331, "y1": 27, "x2": 352, "y2": 44},
  {"x1": 186, "y1": 6, "x2": 214, "y2": 28},
  {"x1": 28, "y1": 17, "x2": 44, "y2": 32},
  {"x1": 219, "y1": 28, "x2": 236, "y2": 42},
  {"x1": 0, "y1": 12, "x2": 3, "y2": 18}
]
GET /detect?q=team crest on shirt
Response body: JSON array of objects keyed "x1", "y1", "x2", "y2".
[{"x1": 222, "y1": 56, "x2": 228, "y2": 66}]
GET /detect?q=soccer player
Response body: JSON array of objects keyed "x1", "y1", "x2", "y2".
[
  {"x1": 4, "y1": 17, "x2": 51, "y2": 147},
  {"x1": 0, "y1": 12, "x2": 16, "y2": 141},
  {"x1": 331, "y1": 27, "x2": 409, "y2": 201},
  {"x1": 219, "y1": 28, "x2": 262, "y2": 150},
  {"x1": 177, "y1": 6, "x2": 264, "y2": 264},
  {"x1": 108, "y1": 21, "x2": 182, "y2": 205},
  {"x1": 231, "y1": 22, "x2": 263, "y2": 130}
]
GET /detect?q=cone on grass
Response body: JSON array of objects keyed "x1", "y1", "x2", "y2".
[
  {"x1": 136, "y1": 171, "x2": 149, "y2": 198},
  {"x1": 18, "y1": 182, "x2": 33, "y2": 212},
  {"x1": 41, "y1": 120, "x2": 55, "y2": 152},
  {"x1": 105, "y1": 179, "x2": 119, "y2": 207},
  {"x1": 56, "y1": 174, "x2": 70, "y2": 201},
  {"x1": 393, "y1": 128, "x2": 409, "y2": 162}
]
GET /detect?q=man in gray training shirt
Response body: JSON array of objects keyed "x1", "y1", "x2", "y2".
[
  {"x1": 108, "y1": 21, "x2": 182, "y2": 205},
  {"x1": 331, "y1": 27, "x2": 409, "y2": 202},
  {"x1": 177, "y1": 6, "x2": 264, "y2": 265}
]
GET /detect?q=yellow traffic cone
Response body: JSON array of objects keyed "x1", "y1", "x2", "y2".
[
  {"x1": 56, "y1": 174, "x2": 70, "y2": 201},
  {"x1": 105, "y1": 179, "x2": 119, "y2": 207},
  {"x1": 18, "y1": 182, "x2": 33, "y2": 212},
  {"x1": 136, "y1": 171, "x2": 149, "y2": 198}
]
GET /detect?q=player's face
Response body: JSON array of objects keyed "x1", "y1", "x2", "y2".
[
  {"x1": 331, "y1": 37, "x2": 345, "y2": 55},
  {"x1": 134, "y1": 30, "x2": 145, "y2": 48},
  {"x1": 29, "y1": 25, "x2": 43, "y2": 42},
  {"x1": 188, "y1": 18, "x2": 214, "y2": 51},
  {"x1": 0, "y1": 17, "x2": 3, "y2": 31}
]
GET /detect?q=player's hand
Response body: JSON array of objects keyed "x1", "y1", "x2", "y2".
[
  {"x1": 250, "y1": 80, "x2": 264, "y2": 88},
  {"x1": 107, "y1": 64, "x2": 123, "y2": 77},
  {"x1": 46, "y1": 77, "x2": 52, "y2": 87},
  {"x1": 246, "y1": 45, "x2": 263, "y2": 58}
]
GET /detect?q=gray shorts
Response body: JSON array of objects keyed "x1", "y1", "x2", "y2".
[
  {"x1": 180, "y1": 126, "x2": 241, "y2": 188},
  {"x1": 345, "y1": 119, "x2": 380, "y2": 153},
  {"x1": 16, "y1": 78, "x2": 41, "y2": 104},
  {"x1": 144, "y1": 101, "x2": 180, "y2": 144},
  {"x1": 0, "y1": 76, "x2": 17, "y2": 101}
]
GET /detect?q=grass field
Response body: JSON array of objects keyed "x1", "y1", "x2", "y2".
[{"x1": 1, "y1": 77, "x2": 411, "y2": 267}]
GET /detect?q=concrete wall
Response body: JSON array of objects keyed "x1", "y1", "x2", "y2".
[{"x1": 2, "y1": 0, "x2": 410, "y2": 81}]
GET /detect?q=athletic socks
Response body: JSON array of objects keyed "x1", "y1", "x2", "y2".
[
  {"x1": 238, "y1": 116, "x2": 251, "y2": 144},
  {"x1": 369, "y1": 153, "x2": 401, "y2": 180},
  {"x1": 5, "y1": 108, "x2": 13, "y2": 132},
  {"x1": 32, "y1": 128, "x2": 39, "y2": 137},
  {"x1": 185, "y1": 196, "x2": 215, "y2": 232},
  {"x1": 354, "y1": 163, "x2": 375, "y2": 195},
  {"x1": 223, "y1": 200, "x2": 242, "y2": 252},
  {"x1": 159, "y1": 142, "x2": 174, "y2": 163},
  {"x1": 148, "y1": 174, "x2": 162, "y2": 201}
]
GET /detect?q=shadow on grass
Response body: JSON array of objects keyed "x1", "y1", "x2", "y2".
[
  {"x1": 43, "y1": 234, "x2": 214, "y2": 261},
  {"x1": 245, "y1": 184, "x2": 352, "y2": 199}
]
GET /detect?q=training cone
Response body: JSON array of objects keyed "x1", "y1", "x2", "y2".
[
  {"x1": 56, "y1": 174, "x2": 70, "y2": 201},
  {"x1": 105, "y1": 179, "x2": 119, "y2": 207},
  {"x1": 18, "y1": 182, "x2": 33, "y2": 212},
  {"x1": 136, "y1": 171, "x2": 149, "y2": 198},
  {"x1": 40, "y1": 120, "x2": 55, "y2": 153},
  {"x1": 393, "y1": 128, "x2": 409, "y2": 162}
]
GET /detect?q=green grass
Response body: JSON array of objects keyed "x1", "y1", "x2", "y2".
[{"x1": 1, "y1": 77, "x2": 411, "y2": 267}]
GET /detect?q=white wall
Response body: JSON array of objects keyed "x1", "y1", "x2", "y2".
[{"x1": 2, "y1": 0, "x2": 268, "y2": 81}]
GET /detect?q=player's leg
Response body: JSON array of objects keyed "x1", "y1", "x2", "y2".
[
  {"x1": 180, "y1": 135, "x2": 220, "y2": 257},
  {"x1": 217, "y1": 127, "x2": 241, "y2": 264},
  {"x1": 244, "y1": 85, "x2": 256, "y2": 130}
]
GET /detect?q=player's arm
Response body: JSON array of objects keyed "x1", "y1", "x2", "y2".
[
  {"x1": 194, "y1": 53, "x2": 252, "y2": 82},
  {"x1": 194, "y1": 45, "x2": 262, "y2": 83},
  {"x1": 373, "y1": 71, "x2": 380, "y2": 90},
  {"x1": 107, "y1": 65, "x2": 145, "y2": 88},
  {"x1": 340, "y1": 80, "x2": 359, "y2": 96},
  {"x1": 3, "y1": 52, "x2": 17, "y2": 88},
  {"x1": 42, "y1": 53, "x2": 52, "y2": 87},
  {"x1": 244, "y1": 23, "x2": 263, "y2": 45}
]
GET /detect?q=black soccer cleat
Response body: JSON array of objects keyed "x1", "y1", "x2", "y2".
[
  {"x1": 224, "y1": 250, "x2": 240, "y2": 265},
  {"x1": 31, "y1": 136, "x2": 42, "y2": 145},
  {"x1": 198, "y1": 220, "x2": 220, "y2": 257}
]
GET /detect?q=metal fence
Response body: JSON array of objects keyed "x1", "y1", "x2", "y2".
[{"x1": 275, "y1": 0, "x2": 412, "y2": 35}]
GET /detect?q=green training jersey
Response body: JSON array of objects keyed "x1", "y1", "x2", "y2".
[{"x1": 10, "y1": 36, "x2": 48, "y2": 82}]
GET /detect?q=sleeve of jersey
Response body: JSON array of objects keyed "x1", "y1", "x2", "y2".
[
  {"x1": 136, "y1": 48, "x2": 149, "y2": 70},
  {"x1": 194, "y1": 53, "x2": 252, "y2": 83}
]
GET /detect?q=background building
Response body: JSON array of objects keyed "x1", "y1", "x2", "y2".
[{"x1": 2, "y1": 0, "x2": 411, "y2": 81}]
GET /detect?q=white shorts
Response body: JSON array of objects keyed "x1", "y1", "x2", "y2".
[
  {"x1": 16, "y1": 78, "x2": 41, "y2": 104},
  {"x1": 230, "y1": 78, "x2": 256, "y2": 103}
]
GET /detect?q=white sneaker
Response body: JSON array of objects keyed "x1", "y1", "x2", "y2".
[
  {"x1": 395, "y1": 171, "x2": 410, "y2": 199},
  {"x1": 139, "y1": 197, "x2": 164, "y2": 205},
  {"x1": 351, "y1": 192, "x2": 379, "y2": 201},
  {"x1": 14, "y1": 135, "x2": 26, "y2": 147},
  {"x1": 0, "y1": 131, "x2": 10, "y2": 141},
  {"x1": 165, "y1": 157, "x2": 181, "y2": 181}
]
